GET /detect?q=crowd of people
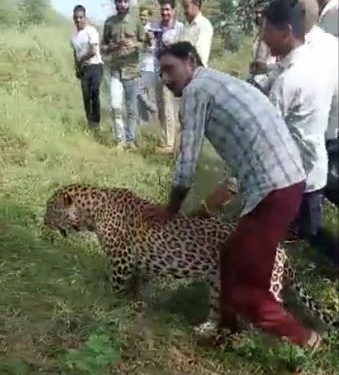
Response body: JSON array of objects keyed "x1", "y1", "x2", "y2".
[
  {"x1": 69, "y1": 0, "x2": 338, "y2": 352},
  {"x1": 70, "y1": 0, "x2": 213, "y2": 153}
]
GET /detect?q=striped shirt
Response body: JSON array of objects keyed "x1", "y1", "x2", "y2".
[{"x1": 174, "y1": 67, "x2": 306, "y2": 216}]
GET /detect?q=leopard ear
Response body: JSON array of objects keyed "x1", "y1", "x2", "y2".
[{"x1": 56, "y1": 193, "x2": 73, "y2": 208}]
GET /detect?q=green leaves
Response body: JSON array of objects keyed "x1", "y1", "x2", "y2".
[
  {"x1": 216, "y1": 0, "x2": 270, "y2": 51},
  {"x1": 65, "y1": 333, "x2": 120, "y2": 375}
]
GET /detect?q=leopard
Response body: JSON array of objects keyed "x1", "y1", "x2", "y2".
[{"x1": 43, "y1": 183, "x2": 338, "y2": 341}]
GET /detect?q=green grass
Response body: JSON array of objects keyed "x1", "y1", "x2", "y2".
[{"x1": 0, "y1": 19, "x2": 338, "y2": 375}]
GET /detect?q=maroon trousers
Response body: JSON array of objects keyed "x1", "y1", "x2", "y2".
[{"x1": 219, "y1": 181, "x2": 311, "y2": 346}]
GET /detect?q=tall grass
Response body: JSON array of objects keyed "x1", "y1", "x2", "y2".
[{"x1": 0, "y1": 14, "x2": 338, "y2": 375}]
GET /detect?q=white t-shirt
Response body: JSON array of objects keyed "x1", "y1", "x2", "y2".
[
  {"x1": 70, "y1": 25, "x2": 103, "y2": 65},
  {"x1": 269, "y1": 45, "x2": 334, "y2": 192},
  {"x1": 179, "y1": 12, "x2": 213, "y2": 67},
  {"x1": 306, "y1": 26, "x2": 338, "y2": 140}
]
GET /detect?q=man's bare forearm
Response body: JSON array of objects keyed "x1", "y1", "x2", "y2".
[
  {"x1": 79, "y1": 45, "x2": 96, "y2": 63},
  {"x1": 205, "y1": 185, "x2": 232, "y2": 212}
]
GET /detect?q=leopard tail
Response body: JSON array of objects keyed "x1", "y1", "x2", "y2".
[{"x1": 284, "y1": 259, "x2": 339, "y2": 328}]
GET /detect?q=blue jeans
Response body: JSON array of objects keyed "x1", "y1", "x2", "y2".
[
  {"x1": 106, "y1": 69, "x2": 139, "y2": 143},
  {"x1": 137, "y1": 71, "x2": 158, "y2": 125}
]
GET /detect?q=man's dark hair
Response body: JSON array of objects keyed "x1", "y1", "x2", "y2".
[
  {"x1": 263, "y1": 0, "x2": 305, "y2": 39},
  {"x1": 73, "y1": 4, "x2": 86, "y2": 15},
  {"x1": 157, "y1": 41, "x2": 204, "y2": 67},
  {"x1": 159, "y1": 0, "x2": 176, "y2": 8}
]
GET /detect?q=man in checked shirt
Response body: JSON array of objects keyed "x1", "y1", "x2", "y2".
[{"x1": 144, "y1": 41, "x2": 322, "y2": 349}]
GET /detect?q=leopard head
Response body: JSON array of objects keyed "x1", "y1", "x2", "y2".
[{"x1": 43, "y1": 185, "x2": 97, "y2": 237}]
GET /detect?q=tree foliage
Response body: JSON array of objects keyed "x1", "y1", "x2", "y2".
[{"x1": 215, "y1": 0, "x2": 269, "y2": 51}]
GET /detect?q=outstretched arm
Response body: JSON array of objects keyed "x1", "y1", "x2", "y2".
[
  {"x1": 191, "y1": 176, "x2": 238, "y2": 218},
  {"x1": 143, "y1": 88, "x2": 210, "y2": 223},
  {"x1": 167, "y1": 89, "x2": 210, "y2": 214}
]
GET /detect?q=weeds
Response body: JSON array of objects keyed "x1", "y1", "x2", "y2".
[{"x1": 0, "y1": 8, "x2": 338, "y2": 375}]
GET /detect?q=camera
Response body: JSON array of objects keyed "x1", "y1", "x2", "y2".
[{"x1": 145, "y1": 23, "x2": 163, "y2": 38}]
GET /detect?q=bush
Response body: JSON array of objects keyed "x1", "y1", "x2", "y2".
[
  {"x1": 18, "y1": 0, "x2": 50, "y2": 28},
  {"x1": 216, "y1": 0, "x2": 269, "y2": 51}
]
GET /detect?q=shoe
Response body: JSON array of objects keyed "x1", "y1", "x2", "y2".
[
  {"x1": 306, "y1": 331, "x2": 323, "y2": 356},
  {"x1": 126, "y1": 142, "x2": 137, "y2": 151},
  {"x1": 155, "y1": 145, "x2": 174, "y2": 155},
  {"x1": 193, "y1": 321, "x2": 226, "y2": 347}
]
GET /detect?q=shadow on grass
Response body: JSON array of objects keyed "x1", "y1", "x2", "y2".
[
  {"x1": 0, "y1": 200, "x2": 127, "y2": 373},
  {"x1": 147, "y1": 281, "x2": 210, "y2": 326}
]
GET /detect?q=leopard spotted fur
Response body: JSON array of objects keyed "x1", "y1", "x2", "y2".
[{"x1": 43, "y1": 184, "x2": 338, "y2": 335}]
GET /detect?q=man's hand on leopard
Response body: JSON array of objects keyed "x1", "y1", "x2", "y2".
[{"x1": 189, "y1": 201, "x2": 213, "y2": 219}]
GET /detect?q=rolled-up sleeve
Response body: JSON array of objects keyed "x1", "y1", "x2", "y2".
[{"x1": 173, "y1": 89, "x2": 209, "y2": 187}]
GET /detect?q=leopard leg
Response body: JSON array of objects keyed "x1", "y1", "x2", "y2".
[
  {"x1": 193, "y1": 271, "x2": 222, "y2": 345},
  {"x1": 207, "y1": 271, "x2": 220, "y2": 324},
  {"x1": 104, "y1": 245, "x2": 135, "y2": 294}
]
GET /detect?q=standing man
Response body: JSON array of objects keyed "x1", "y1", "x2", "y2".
[
  {"x1": 300, "y1": 0, "x2": 339, "y2": 257},
  {"x1": 262, "y1": 0, "x2": 338, "y2": 265},
  {"x1": 247, "y1": 1, "x2": 278, "y2": 90},
  {"x1": 70, "y1": 5, "x2": 103, "y2": 131},
  {"x1": 180, "y1": 0, "x2": 213, "y2": 67},
  {"x1": 150, "y1": 0, "x2": 183, "y2": 154},
  {"x1": 317, "y1": 0, "x2": 338, "y2": 36},
  {"x1": 300, "y1": 0, "x2": 338, "y2": 147},
  {"x1": 138, "y1": 6, "x2": 158, "y2": 126},
  {"x1": 101, "y1": 0, "x2": 144, "y2": 150},
  {"x1": 144, "y1": 41, "x2": 322, "y2": 349}
]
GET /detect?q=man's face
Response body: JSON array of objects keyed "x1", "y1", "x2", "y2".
[
  {"x1": 73, "y1": 10, "x2": 86, "y2": 30},
  {"x1": 160, "y1": 3, "x2": 175, "y2": 23},
  {"x1": 182, "y1": 0, "x2": 199, "y2": 23},
  {"x1": 261, "y1": 18, "x2": 290, "y2": 57},
  {"x1": 115, "y1": 0, "x2": 130, "y2": 15},
  {"x1": 159, "y1": 54, "x2": 194, "y2": 97},
  {"x1": 140, "y1": 9, "x2": 150, "y2": 25}
]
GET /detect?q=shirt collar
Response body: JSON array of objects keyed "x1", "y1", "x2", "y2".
[
  {"x1": 189, "y1": 11, "x2": 203, "y2": 25},
  {"x1": 320, "y1": 0, "x2": 338, "y2": 17},
  {"x1": 193, "y1": 66, "x2": 204, "y2": 78},
  {"x1": 183, "y1": 67, "x2": 204, "y2": 95},
  {"x1": 279, "y1": 44, "x2": 308, "y2": 70},
  {"x1": 117, "y1": 12, "x2": 131, "y2": 23},
  {"x1": 160, "y1": 18, "x2": 179, "y2": 30}
]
